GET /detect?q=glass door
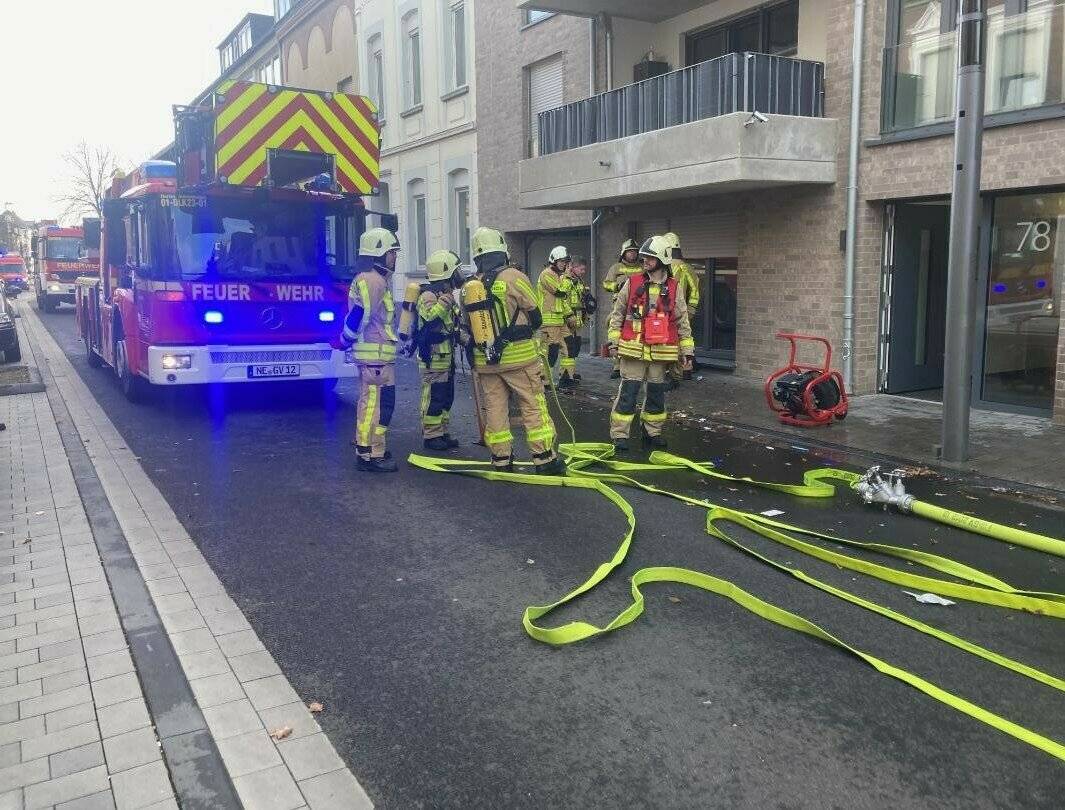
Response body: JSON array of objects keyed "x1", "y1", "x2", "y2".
[
  {"x1": 980, "y1": 192, "x2": 1064, "y2": 411},
  {"x1": 692, "y1": 258, "x2": 738, "y2": 362}
]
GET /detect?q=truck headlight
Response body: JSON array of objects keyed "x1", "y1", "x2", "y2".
[
  {"x1": 161, "y1": 353, "x2": 193, "y2": 370},
  {"x1": 48, "y1": 284, "x2": 62, "y2": 292}
]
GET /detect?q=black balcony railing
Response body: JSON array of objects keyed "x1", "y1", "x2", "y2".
[{"x1": 537, "y1": 52, "x2": 825, "y2": 156}]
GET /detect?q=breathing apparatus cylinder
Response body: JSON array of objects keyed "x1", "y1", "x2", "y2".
[
  {"x1": 462, "y1": 278, "x2": 502, "y2": 364},
  {"x1": 398, "y1": 281, "x2": 422, "y2": 342}
]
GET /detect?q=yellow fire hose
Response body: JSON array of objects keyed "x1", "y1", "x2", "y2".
[{"x1": 407, "y1": 357, "x2": 1065, "y2": 760}]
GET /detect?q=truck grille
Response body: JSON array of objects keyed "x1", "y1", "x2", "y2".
[{"x1": 209, "y1": 349, "x2": 332, "y2": 364}]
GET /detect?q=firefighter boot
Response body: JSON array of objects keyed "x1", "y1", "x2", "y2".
[
  {"x1": 423, "y1": 437, "x2": 454, "y2": 452},
  {"x1": 536, "y1": 457, "x2": 567, "y2": 476},
  {"x1": 442, "y1": 434, "x2": 460, "y2": 449},
  {"x1": 357, "y1": 455, "x2": 399, "y2": 473},
  {"x1": 613, "y1": 438, "x2": 629, "y2": 452},
  {"x1": 641, "y1": 428, "x2": 668, "y2": 449}
]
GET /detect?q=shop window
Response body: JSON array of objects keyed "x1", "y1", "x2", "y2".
[{"x1": 981, "y1": 191, "x2": 1063, "y2": 411}]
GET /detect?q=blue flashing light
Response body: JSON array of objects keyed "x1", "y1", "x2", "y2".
[
  {"x1": 204, "y1": 310, "x2": 224, "y2": 324},
  {"x1": 993, "y1": 283, "x2": 1008, "y2": 294},
  {"x1": 318, "y1": 311, "x2": 336, "y2": 323},
  {"x1": 142, "y1": 160, "x2": 177, "y2": 179},
  {"x1": 1036, "y1": 279, "x2": 1048, "y2": 289}
]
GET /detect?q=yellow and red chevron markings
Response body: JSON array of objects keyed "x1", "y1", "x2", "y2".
[{"x1": 214, "y1": 81, "x2": 380, "y2": 194}]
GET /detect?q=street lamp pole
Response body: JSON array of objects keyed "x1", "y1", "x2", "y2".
[{"x1": 942, "y1": 0, "x2": 987, "y2": 463}]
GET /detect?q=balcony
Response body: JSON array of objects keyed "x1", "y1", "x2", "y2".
[
  {"x1": 883, "y1": 4, "x2": 1065, "y2": 132},
  {"x1": 519, "y1": 52, "x2": 836, "y2": 210}
]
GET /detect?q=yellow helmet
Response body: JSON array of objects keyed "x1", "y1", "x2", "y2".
[
  {"x1": 639, "y1": 235, "x2": 673, "y2": 267},
  {"x1": 663, "y1": 232, "x2": 680, "y2": 250},
  {"x1": 620, "y1": 238, "x2": 640, "y2": 259},
  {"x1": 359, "y1": 227, "x2": 400, "y2": 258},
  {"x1": 426, "y1": 249, "x2": 460, "y2": 282},
  {"x1": 471, "y1": 227, "x2": 509, "y2": 261}
]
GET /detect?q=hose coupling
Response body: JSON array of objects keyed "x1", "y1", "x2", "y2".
[{"x1": 855, "y1": 466, "x2": 916, "y2": 512}]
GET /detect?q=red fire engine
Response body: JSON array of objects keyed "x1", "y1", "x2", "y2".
[
  {"x1": 33, "y1": 224, "x2": 99, "y2": 311},
  {"x1": 76, "y1": 81, "x2": 383, "y2": 400}
]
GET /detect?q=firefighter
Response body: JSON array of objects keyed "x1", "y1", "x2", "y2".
[
  {"x1": 338, "y1": 227, "x2": 400, "y2": 473},
  {"x1": 602, "y1": 238, "x2": 644, "y2": 378},
  {"x1": 664, "y1": 232, "x2": 700, "y2": 383},
  {"x1": 537, "y1": 245, "x2": 577, "y2": 390},
  {"x1": 462, "y1": 227, "x2": 564, "y2": 475},
  {"x1": 563, "y1": 256, "x2": 592, "y2": 384},
  {"x1": 607, "y1": 235, "x2": 695, "y2": 451},
  {"x1": 416, "y1": 250, "x2": 462, "y2": 451}
]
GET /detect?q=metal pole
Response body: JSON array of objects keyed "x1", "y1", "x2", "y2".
[
  {"x1": 942, "y1": 0, "x2": 987, "y2": 463},
  {"x1": 842, "y1": 0, "x2": 866, "y2": 390}
]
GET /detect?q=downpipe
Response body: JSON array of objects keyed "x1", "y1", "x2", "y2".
[
  {"x1": 589, "y1": 208, "x2": 604, "y2": 351},
  {"x1": 842, "y1": 0, "x2": 866, "y2": 390}
]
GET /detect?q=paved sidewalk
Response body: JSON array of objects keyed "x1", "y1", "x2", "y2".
[
  {"x1": 573, "y1": 355, "x2": 1065, "y2": 493},
  {"x1": 3, "y1": 303, "x2": 374, "y2": 809}
]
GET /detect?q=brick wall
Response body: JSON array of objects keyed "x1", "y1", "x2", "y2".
[{"x1": 473, "y1": 9, "x2": 595, "y2": 235}]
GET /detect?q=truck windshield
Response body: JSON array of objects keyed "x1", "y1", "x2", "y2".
[
  {"x1": 167, "y1": 194, "x2": 359, "y2": 281},
  {"x1": 45, "y1": 238, "x2": 83, "y2": 260}
]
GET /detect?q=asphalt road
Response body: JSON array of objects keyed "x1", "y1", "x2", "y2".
[{"x1": 36, "y1": 305, "x2": 1065, "y2": 809}]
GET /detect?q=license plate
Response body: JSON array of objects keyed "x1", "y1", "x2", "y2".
[{"x1": 247, "y1": 364, "x2": 300, "y2": 379}]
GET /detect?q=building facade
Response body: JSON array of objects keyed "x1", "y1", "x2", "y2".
[
  {"x1": 514, "y1": 0, "x2": 1065, "y2": 424},
  {"x1": 277, "y1": 0, "x2": 478, "y2": 292}
]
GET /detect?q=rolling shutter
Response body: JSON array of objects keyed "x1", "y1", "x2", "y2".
[
  {"x1": 528, "y1": 55, "x2": 564, "y2": 157},
  {"x1": 667, "y1": 214, "x2": 739, "y2": 258},
  {"x1": 635, "y1": 220, "x2": 670, "y2": 244}
]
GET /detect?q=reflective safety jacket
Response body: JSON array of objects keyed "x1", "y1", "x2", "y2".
[
  {"x1": 537, "y1": 265, "x2": 575, "y2": 327},
  {"x1": 467, "y1": 266, "x2": 541, "y2": 371},
  {"x1": 347, "y1": 267, "x2": 398, "y2": 363},
  {"x1": 672, "y1": 260, "x2": 700, "y2": 309},
  {"x1": 415, "y1": 287, "x2": 457, "y2": 371},
  {"x1": 566, "y1": 275, "x2": 588, "y2": 330},
  {"x1": 607, "y1": 272, "x2": 695, "y2": 362},
  {"x1": 602, "y1": 260, "x2": 643, "y2": 295}
]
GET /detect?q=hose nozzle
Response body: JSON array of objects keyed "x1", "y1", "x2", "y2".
[{"x1": 855, "y1": 466, "x2": 915, "y2": 512}]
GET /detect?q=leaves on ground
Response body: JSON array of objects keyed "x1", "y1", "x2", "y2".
[
  {"x1": 308, "y1": 702, "x2": 324, "y2": 714},
  {"x1": 270, "y1": 726, "x2": 293, "y2": 740},
  {"x1": 668, "y1": 596, "x2": 682, "y2": 604}
]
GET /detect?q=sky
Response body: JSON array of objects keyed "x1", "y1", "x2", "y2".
[{"x1": 0, "y1": 0, "x2": 274, "y2": 221}]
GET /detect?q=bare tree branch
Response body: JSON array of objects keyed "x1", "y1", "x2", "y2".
[{"x1": 53, "y1": 141, "x2": 122, "y2": 223}]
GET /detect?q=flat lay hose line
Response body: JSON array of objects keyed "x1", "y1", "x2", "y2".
[{"x1": 412, "y1": 376, "x2": 1065, "y2": 759}]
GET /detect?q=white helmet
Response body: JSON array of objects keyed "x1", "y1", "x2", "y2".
[{"x1": 548, "y1": 245, "x2": 570, "y2": 265}]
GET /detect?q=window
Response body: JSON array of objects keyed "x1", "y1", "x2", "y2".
[
  {"x1": 524, "y1": 9, "x2": 553, "y2": 25},
  {"x1": 337, "y1": 76, "x2": 354, "y2": 93},
  {"x1": 275, "y1": 0, "x2": 296, "y2": 18},
  {"x1": 685, "y1": 0, "x2": 799, "y2": 65},
  {"x1": 373, "y1": 182, "x2": 391, "y2": 215},
  {"x1": 256, "y1": 55, "x2": 282, "y2": 85},
  {"x1": 367, "y1": 34, "x2": 385, "y2": 116},
  {"x1": 445, "y1": 1, "x2": 468, "y2": 91},
  {"x1": 879, "y1": 0, "x2": 1065, "y2": 132},
  {"x1": 449, "y1": 169, "x2": 471, "y2": 264},
  {"x1": 526, "y1": 54, "x2": 564, "y2": 157},
  {"x1": 408, "y1": 178, "x2": 428, "y2": 268},
  {"x1": 403, "y1": 12, "x2": 423, "y2": 110}
]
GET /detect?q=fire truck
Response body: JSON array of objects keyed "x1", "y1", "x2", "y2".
[
  {"x1": 0, "y1": 254, "x2": 29, "y2": 297},
  {"x1": 33, "y1": 224, "x2": 99, "y2": 311},
  {"x1": 76, "y1": 81, "x2": 383, "y2": 400}
]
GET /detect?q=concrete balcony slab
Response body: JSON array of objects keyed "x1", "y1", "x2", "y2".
[{"x1": 519, "y1": 111, "x2": 838, "y2": 210}]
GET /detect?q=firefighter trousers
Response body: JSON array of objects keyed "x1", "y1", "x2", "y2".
[
  {"x1": 477, "y1": 363, "x2": 557, "y2": 468},
  {"x1": 420, "y1": 366, "x2": 455, "y2": 440},
  {"x1": 355, "y1": 363, "x2": 395, "y2": 460},
  {"x1": 610, "y1": 357, "x2": 669, "y2": 439},
  {"x1": 540, "y1": 325, "x2": 575, "y2": 381}
]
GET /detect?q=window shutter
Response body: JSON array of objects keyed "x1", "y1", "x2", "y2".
[
  {"x1": 528, "y1": 55, "x2": 564, "y2": 156},
  {"x1": 667, "y1": 213, "x2": 739, "y2": 257}
]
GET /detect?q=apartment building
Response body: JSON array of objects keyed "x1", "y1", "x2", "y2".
[
  {"x1": 474, "y1": 8, "x2": 597, "y2": 275},
  {"x1": 513, "y1": 0, "x2": 1065, "y2": 424},
  {"x1": 272, "y1": 0, "x2": 477, "y2": 290}
]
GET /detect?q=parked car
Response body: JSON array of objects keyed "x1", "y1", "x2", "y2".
[{"x1": 0, "y1": 283, "x2": 21, "y2": 363}]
